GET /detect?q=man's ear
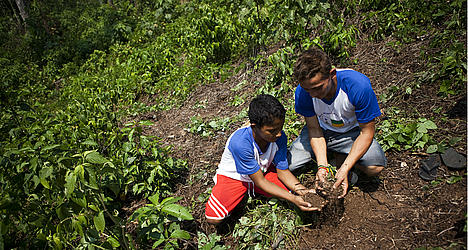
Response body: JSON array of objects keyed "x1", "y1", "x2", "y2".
[
  {"x1": 330, "y1": 68, "x2": 337, "y2": 81},
  {"x1": 250, "y1": 122, "x2": 257, "y2": 128}
]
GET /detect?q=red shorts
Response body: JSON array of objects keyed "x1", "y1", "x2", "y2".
[{"x1": 205, "y1": 168, "x2": 288, "y2": 220}]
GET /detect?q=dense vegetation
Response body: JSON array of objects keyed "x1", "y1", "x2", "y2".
[{"x1": 0, "y1": 0, "x2": 465, "y2": 248}]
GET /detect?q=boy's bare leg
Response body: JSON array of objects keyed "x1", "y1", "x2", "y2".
[{"x1": 206, "y1": 218, "x2": 223, "y2": 225}]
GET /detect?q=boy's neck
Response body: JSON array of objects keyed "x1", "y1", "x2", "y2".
[{"x1": 251, "y1": 128, "x2": 269, "y2": 153}]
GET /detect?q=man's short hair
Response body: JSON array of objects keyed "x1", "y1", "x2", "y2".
[
  {"x1": 293, "y1": 47, "x2": 332, "y2": 84},
  {"x1": 248, "y1": 94, "x2": 285, "y2": 127}
]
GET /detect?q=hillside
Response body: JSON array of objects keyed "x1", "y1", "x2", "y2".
[{"x1": 0, "y1": 0, "x2": 466, "y2": 249}]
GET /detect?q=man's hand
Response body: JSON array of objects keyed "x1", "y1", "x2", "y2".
[
  {"x1": 292, "y1": 195, "x2": 321, "y2": 211},
  {"x1": 315, "y1": 168, "x2": 328, "y2": 190},
  {"x1": 333, "y1": 167, "x2": 349, "y2": 198}
]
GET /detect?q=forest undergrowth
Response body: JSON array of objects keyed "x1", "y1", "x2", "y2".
[{"x1": 0, "y1": 0, "x2": 466, "y2": 248}]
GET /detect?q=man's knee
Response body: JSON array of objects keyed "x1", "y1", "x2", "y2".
[{"x1": 358, "y1": 165, "x2": 384, "y2": 176}]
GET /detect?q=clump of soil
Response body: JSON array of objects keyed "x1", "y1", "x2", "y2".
[
  {"x1": 316, "y1": 177, "x2": 344, "y2": 199},
  {"x1": 301, "y1": 177, "x2": 346, "y2": 227},
  {"x1": 302, "y1": 192, "x2": 327, "y2": 208}
]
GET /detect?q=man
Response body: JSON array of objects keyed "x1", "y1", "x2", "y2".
[{"x1": 288, "y1": 47, "x2": 387, "y2": 198}]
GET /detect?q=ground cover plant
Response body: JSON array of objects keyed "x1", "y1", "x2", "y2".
[{"x1": 0, "y1": 0, "x2": 466, "y2": 249}]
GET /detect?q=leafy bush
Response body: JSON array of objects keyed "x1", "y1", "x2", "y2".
[
  {"x1": 232, "y1": 198, "x2": 297, "y2": 249},
  {"x1": 376, "y1": 115, "x2": 439, "y2": 152},
  {"x1": 130, "y1": 193, "x2": 193, "y2": 249},
  {"x1": 1, "y1": 0, "x2": 465, "y2": 248}
]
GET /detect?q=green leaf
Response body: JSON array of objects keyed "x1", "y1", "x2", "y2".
[
  {"x1": 94, "y1": 211, "x2": 105, "y2": 232},
  {"x1": 82, "y1": 140, "x2": 98, "y2": 146},
  {"x1": 74, "y1": 165, "x2": 85, "y2": 181},
  {"x1": 148, "y1": 193, "x2": 160, "y2": 206},
  {"x1": 42, "y1": 144, "x2": 60, "y2": 152},
  {"x1": 40, "y1": 178, "x2": 50, "y2": 189},
  {"x1": 39, "y1": 167, "x2": 53, "y2": 189},
  {"x1": 64, "y1": 172, "x2": 77, "y2": 197},
  {"x1": 107, "y1": 236, "x2": 120, "y2": 248},
  {"x1": 139, "y1": 120, "x2": 154, "y2": 126},
  {"x1": 123, "y1": 142, "x2": 133, "y2": 152},
  {"x1": 89, "y1": 204, "x2": 99, "y2": 212},
  {"x1": 170, "y1": 229, "x2": 190, "y2": 240},
  {"x1": 426, "y1": 145, "x2": 438, "y2": 154},
  {"x1": 422, "y1": 119, "x2": 437, "y2": 130},
  {"x1": 447, "y1": 175, "x2": 463, "y2": 184},
  {"x1": 449, "y1": 137, "x2": 462, "y2": 146},
  {"x1": 86, "y1": 151, "x2": 109, "y2": 164},
  {"x1": 161, "y1": 204, "x2": 193, "y2": 220},
  {"x1": 72, "y1": 197, "x2": 87, "y2": 208},
  {"x1": 72, "y1": 219, "x2": 84, "y2": 237},
  {"x1": 161, "y1": 196, "x2": 183, "y2": 206},
  {"x1": 153, "y1": 239, "x2": 165, "y2": 248}
]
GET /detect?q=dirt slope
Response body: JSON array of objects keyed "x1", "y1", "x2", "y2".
[{"x1": 136, "y1": 37, "x2": 467, "y2": 249}]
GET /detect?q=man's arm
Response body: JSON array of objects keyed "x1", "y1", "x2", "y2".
[
  {"x1": 249, "y1": 170, "x2": 318, "y2": 211},
  {"x1": 305, "y1": 116, "x2": 329, "y2": 182},
  {"x1": 334, "y1": 119, "x2": 376, "y2": 197}
]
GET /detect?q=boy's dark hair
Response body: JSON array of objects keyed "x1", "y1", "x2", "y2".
[
  {"x1": 248, "y1": 94, "x2": 286, "y2": 127},
  {"x1": 293, "y1": 47, "x2": 332, "y2": 84}
]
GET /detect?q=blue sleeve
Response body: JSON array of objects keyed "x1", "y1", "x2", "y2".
[
  {"x1": 294, "y1": 86, "x2": 316, "y2": 117},
  {"x1": 273, "y1": 131, "x2": 289, "y2": 170},
  {"x1": 345, "y1": 74, "x2": 382, "y2": 123},
  {"x1": 228, "y1": 135, "x2": 260, "y2": 175}
]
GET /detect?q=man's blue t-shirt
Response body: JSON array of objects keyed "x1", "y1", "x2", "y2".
[{"x1": 295, "y1": 69, "x2": 381, "y2": 132}]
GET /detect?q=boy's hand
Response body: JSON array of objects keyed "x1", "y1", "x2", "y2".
[
  {"x1": 292, "y1": 195, "x2": 322, "y2": 212},
  {"x1": 293, "y1": 184, "x2": 313, "y2": 196}
]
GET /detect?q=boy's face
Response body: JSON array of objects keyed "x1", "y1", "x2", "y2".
[{"x1": 253, "y1": 118, "x2": 284, "y2": 143}]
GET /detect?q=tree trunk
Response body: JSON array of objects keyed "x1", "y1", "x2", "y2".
[
  {"x1": 14, "y1": 0, "x2": 28, "y2": 22},
  {"x1": 7, "y1": 0, "x2": 24, "y2": 31}
]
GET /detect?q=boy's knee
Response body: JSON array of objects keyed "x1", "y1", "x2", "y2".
[{"x1": 206, "y1": 218, "x2": 223, "y2": 225}]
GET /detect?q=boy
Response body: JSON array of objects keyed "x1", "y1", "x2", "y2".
[{"x1": 205, "y1": 94, "x2": 318, "y2": 225}]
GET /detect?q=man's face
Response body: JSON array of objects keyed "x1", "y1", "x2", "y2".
[
  {"x1": 300, "y1": 72, "x2": 333, "y2": 99},
  {"x1": 254, "y1": 118, "x2": 284, "y2": 143}
]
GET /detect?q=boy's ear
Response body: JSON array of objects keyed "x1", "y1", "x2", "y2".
[{"x1": 242, "y1": 120, "x2": 251, "y2": 127}]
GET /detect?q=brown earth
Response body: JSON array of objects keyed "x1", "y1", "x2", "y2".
[
  {"x1": 131, "y1": 35, "x2": 467, "y2": 249},
  {"x1": 302, "y1": 191, "x2": 327, "y2": 209}
]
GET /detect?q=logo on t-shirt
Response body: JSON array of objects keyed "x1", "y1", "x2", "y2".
[{"x1": 331, "y1": 119, "x2": 344, "y2": 127}]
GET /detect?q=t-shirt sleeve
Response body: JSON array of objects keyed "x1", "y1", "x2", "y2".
[
  {"x1": 228, "y1": 136, "x2": 260, "y2": 175},
  {"x1": 294, "y1": 86, "x2": 316, "y2": 117},
  {"x1": 273, "y1": 131, "x2": 289, "y2": 170},
  {"x1": 346, "y1": 75, "x2": 382, "y2": 123}
]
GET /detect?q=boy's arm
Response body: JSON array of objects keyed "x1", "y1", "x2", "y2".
[
  {"x1": 276, "y1": 169, "x2": 309, "y2": 196},
  {"x1": 249, "y1": 170, "x2": 318, "y2": 211}
]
